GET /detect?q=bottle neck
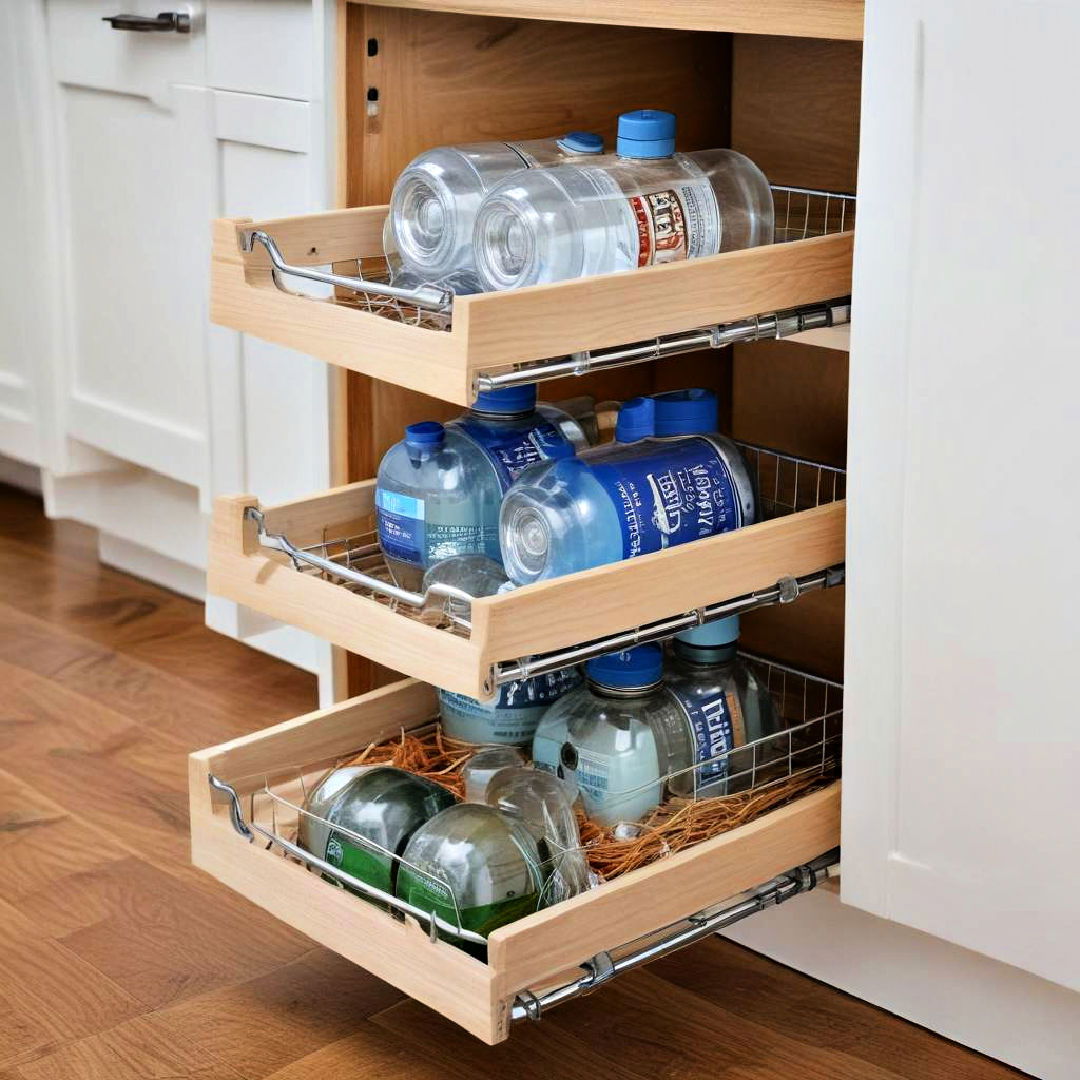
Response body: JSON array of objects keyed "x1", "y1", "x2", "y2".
[
  {"x1": 467, "y1": 407, "x2": 533, "y2": 422},
  {"x1": 672, "y1": 638, "x2": 737, "y2": 666},
  {"x1": 587, "y1": 678, "x2": 662, "y2": 700}
]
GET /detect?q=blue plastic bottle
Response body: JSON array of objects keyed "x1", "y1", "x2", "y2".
[
  {"x1": 499, "y1": 388, "x2": 755, "y2": 585},
  {"x1": 376, "y1": 386, "x2": 587, "y2": 589},
  {"x1": 532, "y1": 645, "x2": 693, "y2": 826},
  {"x1": 663, "y1": 615, "x2": 783, "y2": 795}
]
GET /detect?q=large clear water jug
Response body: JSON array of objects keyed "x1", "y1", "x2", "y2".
[
  {"x1": 385, "y1": 132, "x2": 604, "y2": 293},
  {"x1": 499, "y1": 388, "x2": 755, "y2": 585},
  {"x1": 474, "y1": 110, "x2": 773, "y2": 291},
  {"x1": 376, "y1": 385, "x2": 587, "y2": 588},
  {"x1": 395, "y1": 803, "x2": 548, "y2": 947},
  {"x1": 300, "y1": 766, "x2": 456, "y2": 894}
]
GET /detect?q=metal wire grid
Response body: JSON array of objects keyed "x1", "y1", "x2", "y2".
[
  {"x1": 255, "y1": 441, "x2": 846, "y2": 629},
  {"x1": 213, "y1": 652, "x2": 842, "y2": 943},
  {"x1": 771, "y1": 185, "x2": 856, "y2": 243}
]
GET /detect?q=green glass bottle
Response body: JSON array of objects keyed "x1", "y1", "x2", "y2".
[
  {"x1": 300, "y1": 766, "x2": 457, "y2": 895},
  {"x1": 395, "y1": 803, "x2": 547, "y2": 948}
]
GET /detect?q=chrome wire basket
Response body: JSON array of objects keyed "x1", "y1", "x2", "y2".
[{"x1": 207, "y1": 651, "x2": 841, "y2": 947}]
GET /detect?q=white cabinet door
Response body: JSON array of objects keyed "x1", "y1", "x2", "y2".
[
  {"x1": 46, "y1": 1, "x2": 215, "y2": 493},
  {"x1": 844, "y1": 0, "x2": 1080, "y2": 989}
]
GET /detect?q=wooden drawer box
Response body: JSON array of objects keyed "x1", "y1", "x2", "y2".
[
  {"x1": 207, "y1": 443, "x2": 846, "y2": 699},
  {"x1": 211, "y1": 208, "x2": 853, "y2": 406},
  {"x1": 189, "y1": 678, "x2": 842, "y2": 1043}
]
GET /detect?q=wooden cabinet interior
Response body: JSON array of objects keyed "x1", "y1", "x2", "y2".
[{"x1": 338, "y1": 3, "x2": 861, "y2": 693}]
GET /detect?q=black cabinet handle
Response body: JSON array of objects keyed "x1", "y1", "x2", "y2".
[{"x1": 102, "y1": 12, "x2": 191, "y2": 33}]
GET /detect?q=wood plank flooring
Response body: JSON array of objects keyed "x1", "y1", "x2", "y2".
[{"x1": 0, "y1": 484, "x2": 1026, "y2": 1079}]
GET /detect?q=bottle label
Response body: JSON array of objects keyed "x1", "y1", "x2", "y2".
[
  {"x1": 377, "y1": 489, "x2": 498, "y2": 569},
  {"x1": 629, "y1": 175, "x2": 720, "y2": 267},
  {"x1": 440, "y1": 668, "x2": 581, "y2": 744},
  {"x1": 376, "y1": 489, "x2": 425, "y2": 566},
  {"x1": 669, "y1": 688, "x2": 747, "y2": 784},
  {"x1": 454, "y1": 418, "x2": 568, "y2": 490},
  {"x1": 590, "y1": 438, "x2": 744, "y2": 560},
  {"x1": 325, "y1": 833, "x2": 394, "y2": 895},
  {"x1": 397, "y1": 866, "x2": 540, "y2": 939}
]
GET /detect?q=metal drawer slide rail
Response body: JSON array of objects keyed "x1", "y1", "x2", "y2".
[
  {"x1": 475, "y1": 295, "x2": 850, "y2": 392},
  {"x1": 239, "y1": 185, "x2": 854, "y2": 387},
  {"x1": 512, "y1": 848, "x2": 840, "y2": 1023}
]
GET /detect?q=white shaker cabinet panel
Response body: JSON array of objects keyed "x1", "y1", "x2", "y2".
[
  {"x1": 46, "y1": 0, "x2": 206, "y2": 106},
  {"x1": 206, "y1": 0, "x2": 314, "y2": 100},
  {"x1": 844, "y1": 0, "x2": 1080, "y2": 990},
  {"x1": 53, "y1": 80, "x2": 215, "y2": 493}
]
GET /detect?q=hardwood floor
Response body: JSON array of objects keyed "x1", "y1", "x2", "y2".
[{"x1": 0, "y1": 484, "x2": 1026, "y2": 1079}]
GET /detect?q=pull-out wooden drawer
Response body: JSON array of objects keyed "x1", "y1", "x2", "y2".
[
  {"x1": 189, "y1": 677, "x2": 841, "y2": 1043},
  {"x1": 207, "y1": 444, "x2": 846, "y2": 699},
  {"x1": 211, "y1": 206, "x2": 853, "y2": 406}
]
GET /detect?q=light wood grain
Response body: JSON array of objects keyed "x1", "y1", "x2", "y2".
[
  {"x1": 344, "y1": 0, "x2": 864, "y2": 40},
  {"x1": 190, "y1": 675, "x2": 840, "y2": 1044},
  {"x1": 208, "y1": 487, "x2": 845, "y2": 698},
  {"x1": 212, "y1": 208, "x2": 853, "y2": 408},
  {"x1": 472, "y1": 501, "x2": 847, "y2": 664}
]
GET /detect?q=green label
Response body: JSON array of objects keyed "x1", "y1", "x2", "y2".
[
  {"x1": 325, "y1": 832, "x2": 394, "y2": 895},
  {"x1": 396, "y1": 866, "x2": 539, "y2": 938}
]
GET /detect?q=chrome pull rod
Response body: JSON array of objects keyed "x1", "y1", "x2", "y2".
[
  {"x1": 240, "y1": 229, "x2": 453, "y2": 313},
  {"x1": 511, "y1": 848, "x2": 841, "y2": 1022}
]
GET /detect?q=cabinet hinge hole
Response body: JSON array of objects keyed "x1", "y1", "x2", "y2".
[{"x1": 367, "y1": 37, "x2": 379, "y2": 57}]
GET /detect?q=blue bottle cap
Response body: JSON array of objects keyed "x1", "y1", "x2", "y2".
[
  {"x1": 586, "y1": 644, "x2": 663, "y2": 689},
  {"x1": 614, "y1": 396, "x2": 655, "y2": 442},
  {"x1": 617, "y1": 110, "x2": 676, "y2": 158},
  {"x1": 472, "y1": 385, "x2": 537, "y2": 415},
  {"x1": 557, "y1": 131, "x2": 604, "y2": 155},
  {"x1": 676, "y1": 615, "x2": 740, "y2": 648},
  {"x1": 404, "y1": 420, "x2": 445, "y2": 448},
  {"x1": 652, "y1": 388, "x2": 718, "y2": 436}
]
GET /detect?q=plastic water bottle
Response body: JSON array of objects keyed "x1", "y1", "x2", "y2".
[
  {"x1": 385, "y1": 132, "x2": 605, "y2": 293},
  {"x1": 532, "y1": 645, "x2": 695, "y2": 826},
  {"x1": 395, "y1": 803, "x2": 548, "y2": 945},
  {"x1": 300, "y1": 766, "x2": 457, "y2": 894},
  {"x1": 484, "y1": 766, "x2": 593, "y2": 901},
  {"x1": 376, "y1": 385, "x2": 586, "y2": 589},
  {"x1": 664, "y1": 615, "x2": 783, "y2": 795},
  {"x1": 499, "y1": 388, "x2": 755, "y2": 585},
  {"x1": 474, "y1": 110, "x2": 773, "y2": 291},
  {"x1": 419, "y1": 550, "x2": 583, "y2": 746},
  {"x1": 440, "y1": 666, "x2": 582, "y2": 746}
]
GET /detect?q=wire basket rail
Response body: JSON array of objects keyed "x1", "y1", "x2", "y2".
[{"x1": 207, "y1": 653, "x2": 842, "y2": 948}]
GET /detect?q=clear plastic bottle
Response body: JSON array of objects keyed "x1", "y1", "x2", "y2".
[
  {"x1": 300, "y1": 766, "x2": 457, "y2": 894},
  {"x1": 499, "y1": 389, "x2": 755, "y2": 585},
  {"x1": 484, "y1": 766, "x2": 592, "y2": 902},
  {"x1": 440, "y1": 666, "x2": 583, "y2": 746},
  {"x1": 385, "y1": 131, "x2": 605, "y2": 293},
  {"x1": 376, "y1": 385, "x2": 587, "y2": 589},
  {"x1": 474, "y1": 110, "x2": 773, "y2": 291},
  {"x1": 395, "y1": 803, "x2": 548, "y2": 946},
  {"x1": 532, "y1": 646, "x2": 694, "y2": 826},
  {"x1": 663, "y1": 615, "x2": 783, "y2": 796}
]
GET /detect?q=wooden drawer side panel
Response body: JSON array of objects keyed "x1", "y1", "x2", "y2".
[{"x1": 488, "y1": 782, "x2": 841, "y2": 997}]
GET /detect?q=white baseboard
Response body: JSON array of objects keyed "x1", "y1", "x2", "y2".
[
  {"x1": 726, "y1": 886, "x2": 1080, "y2": 1080},
  {"x1": 98, "y1": 532, "x2": 206, "y2": 601},
  {"x1": 0, "y1": 454, "x2": 42, "y2": 493}
]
